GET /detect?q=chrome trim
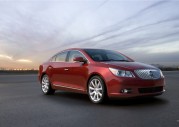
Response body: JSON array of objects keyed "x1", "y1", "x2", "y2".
[
  {"x1": 135, "y1": 69, "x2": 161, "y2": 80},
  {"x1": 53, "y1": 84, "x2": 84, "y2": 91},
  {"x1": 49, "y1": 49, "x2": 90, "y2": 64}
]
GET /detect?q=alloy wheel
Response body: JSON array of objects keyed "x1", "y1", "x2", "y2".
[
  {"x1": 88, "y1": 78, "x2": 104, "y2": 103},
  {"x1": 41, "y1": 75, "x2": 50, "y2": 94}
]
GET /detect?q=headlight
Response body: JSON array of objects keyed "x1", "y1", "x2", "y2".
[
  {"x1": 109, "y1": 68, "x2": 134, "y2": 78},
  {"x1": 160, "y1": 70, "x2": 164, "y2": 78}
]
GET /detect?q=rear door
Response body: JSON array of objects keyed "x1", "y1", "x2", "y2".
[{"x1": 50, "y1": 51, "x2": 69, "y2": 86}]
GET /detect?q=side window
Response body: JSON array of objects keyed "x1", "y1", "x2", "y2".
[
  {"x1": 56, "y1": 51, "x2": 68, "y2": 62},
  {"x1": 50, "y1": 55, "x2": 56, "y2": 62},
  {"x1": 68, "y1": 51, "x2": 86, "y2": 62}
]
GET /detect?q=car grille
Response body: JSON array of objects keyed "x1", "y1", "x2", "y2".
[
  {"x1": 134, "y1": 69, "x2": 161, "y2": 79},
  {"x1": 138, "y1": 86, "x2": 163, "y2": 94}
]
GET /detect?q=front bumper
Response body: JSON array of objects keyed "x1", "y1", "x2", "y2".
[{"x1": 106, "y1": 76, "x2": 165, "y2": 98}]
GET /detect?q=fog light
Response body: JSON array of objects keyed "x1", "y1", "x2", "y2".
[{"x1": 121, "y1": 89, "x2": 132, "y2": 94}]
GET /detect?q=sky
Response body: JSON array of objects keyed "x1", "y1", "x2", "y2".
[{"x1": 0, "y1": 0, "x2": 179, "y2": 69}]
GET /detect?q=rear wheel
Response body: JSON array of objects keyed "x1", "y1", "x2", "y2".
[
  {"x1": 88, "y1": 76, "x2": 107, "y2": 104},
  {"x1": 41, "y1": 74, "x2": 55, "y2": 95}
]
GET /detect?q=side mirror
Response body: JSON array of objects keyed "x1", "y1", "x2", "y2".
[{"x1": 73, "y1": 57, "x2": 87, "y2": 63}]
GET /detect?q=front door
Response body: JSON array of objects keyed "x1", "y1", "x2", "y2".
[{"x1": 65, "y1": 50, "x2": 89, "y2": 91}]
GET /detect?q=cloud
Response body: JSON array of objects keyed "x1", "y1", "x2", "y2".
[
  {"x1": 0, "y1": 54, "x2": 13, "y2": 60},
  {"x1": 0, "y1": 0, "x2": 179, "y2": 68},
  {"x1": 65, "y1": 0, "x2": 168, "y2": 45},
  {"x1": 0, "y1": 54, "x2": 32, "y2": 63},
  {"x1": 127, "y1": 41, "x2": 179, "y2": 54},
  {"x1": 127, "y1": 51, "x2": 179, "y2": 65},
  {"x1": 45, "y1": 0, "x2": 179, "y2": 52},
  {"x1": 16, "y1": 59, "x2": 32, "y2": 63}
]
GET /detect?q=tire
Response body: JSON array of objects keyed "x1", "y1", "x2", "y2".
[
  {"x1": 41, "y1": 74, "x2": 55, "y2": 95},
  {"x1": 88, "y1": 76, "x2": 107, "y2": 104}
]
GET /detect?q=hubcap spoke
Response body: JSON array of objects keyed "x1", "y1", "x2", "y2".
[
  {"x1": 96, "y1": 93, "x2": 99, "y2": 100},
  {"x1": 98, "y1": 92, "x2": 102, "y2": 97},
  {"x1": 90, "y1": 91, "x2": 95, "y2": 96},
  {"x1": 91, "y1": 82, "x2": 95, "y2": 87},
  {"x1": 89, "y1": 86, "x2": 94, "y2": 90},
  {"x1": 96, "y1": 87, "x2": 102, "y2": 91},
  {"x1": 95, "y1": 80, "x2": 97, "y2": 86}
]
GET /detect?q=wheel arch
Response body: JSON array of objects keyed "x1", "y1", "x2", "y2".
[{"x1": 40, "y1": 73, "x2": 46, "y2": 83}]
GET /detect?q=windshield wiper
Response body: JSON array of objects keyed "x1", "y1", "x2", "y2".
[
  {"x1": 100, "y1": 59, "x2": 129, "y2": 62},
  {"x1": 114, "y1": 60, "x2": 129, "y2": 62}
]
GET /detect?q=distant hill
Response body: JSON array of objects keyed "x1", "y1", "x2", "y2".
[{"x1": 151, "y1": 64, "x2": 179, "y2": 71}]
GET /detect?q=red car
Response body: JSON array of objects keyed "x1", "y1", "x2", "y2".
[{"x1": 38, "y1": 48, "x2": 165, "y2": 103}]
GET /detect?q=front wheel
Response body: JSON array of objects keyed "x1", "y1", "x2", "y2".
[
  {"x1": 88, "y1": 76, "x2": 107, "y2": 104},
  {"x1": 41, "y1": 74, "x2": 55, "y2": 95}
]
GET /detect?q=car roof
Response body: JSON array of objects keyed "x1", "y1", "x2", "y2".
[{"x1": 65, "y1": 48, "x2": 108, "y2": 51}]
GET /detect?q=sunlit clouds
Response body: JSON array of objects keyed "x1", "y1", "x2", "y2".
[
  {"x1": 0, "y1": 54, "x2": 13, "y2": 60},
  {"x1": 0, "y1": 0, "x2": 179, "y2": 69},
  {"x1": 16, "y1": 59, "x2": 32, "y2": 63},
  {"x1": 0, "y1": 54, "x2": 32, "y2": 63}
]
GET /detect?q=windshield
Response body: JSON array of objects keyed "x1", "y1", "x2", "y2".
[{"x1": 84, "y1": 49, "x2": 132, "y2": 62}]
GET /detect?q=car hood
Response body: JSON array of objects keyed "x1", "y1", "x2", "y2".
[{"x1": 102, "y1": 61, "x2": 158, "y2": 70}]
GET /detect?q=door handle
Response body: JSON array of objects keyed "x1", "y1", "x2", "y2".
[
  {"x1": 49, "y1": 66, "x2": 52, "y2": 69},
  {"x1": 64, "y1": 68, "x2": 69, "y2": 71}
]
